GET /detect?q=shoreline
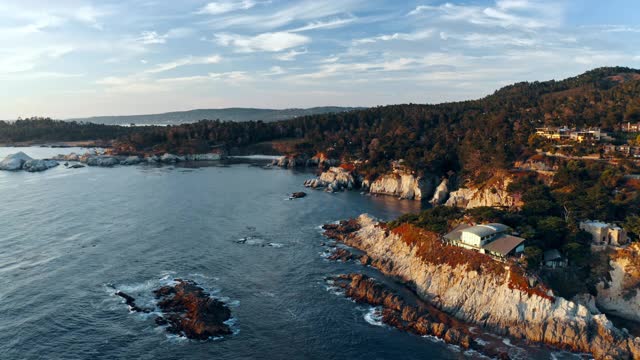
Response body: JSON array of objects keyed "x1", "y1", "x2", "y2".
[{"x1": 322, "y1": 215, "x2": 640, "y2": 359}]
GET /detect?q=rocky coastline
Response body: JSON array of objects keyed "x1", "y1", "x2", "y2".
[
  {"x1": 0, "y1": 150, "x2": 224, "y2": 173},
  {"x1": 323, "y1": 215, "x2": 640, "y2": 359}
]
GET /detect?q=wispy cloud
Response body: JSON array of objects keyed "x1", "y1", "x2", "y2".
[
  {"x1": 274, "y1": 48, "x2": 308, "y2": 61},
  {"x1": 353, "y1": 29, "x2": 434, "y2": 44},
  {"x1": 197, "y1": 1, "x2": 258, "y2": 15},
  {"x1": 408, "y1": 0, "x2": 565, "y2": 30},
  {"x1": 215, "y1": 32, "x2": 310, "y2": 52},
  {"x1": 290, "y1": 17, "x2": 357, "y2": 32},
  {"x1": 145, "y1": 55, "x2": 222, "y2": 73},
  {"x1": 205, "y1": 0, "x2": 363, "y2": 30}
]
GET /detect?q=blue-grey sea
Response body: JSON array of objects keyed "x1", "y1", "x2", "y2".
[{"x1": 0, "y1": 147, "x2": 583, "y2": 360}]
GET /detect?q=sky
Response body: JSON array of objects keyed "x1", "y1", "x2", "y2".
[{"x1": 1, "y1": 0, "x2": 639, "y2": 119}]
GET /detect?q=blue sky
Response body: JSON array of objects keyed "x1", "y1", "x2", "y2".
[{"x1": 1, "y1": 0, "x2": 639, "y2": 119}]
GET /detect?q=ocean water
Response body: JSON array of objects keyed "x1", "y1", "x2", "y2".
[{"x1": 0, "y1": 148, "x2": 582, "y2": 360}]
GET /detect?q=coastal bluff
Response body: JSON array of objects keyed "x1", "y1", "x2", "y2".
[{"x1": 325, "y1": 214, "x2": 640, "y2": 359}]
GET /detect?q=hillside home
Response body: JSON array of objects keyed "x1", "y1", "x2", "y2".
[
  {"x1": 579, "y1": 220, "x2": 628, "y2": 246},
  {"x1": 543, "y1": 249, "x2": 568, "y2": 269},
  {"x1": 444, "y1": 223, "x2": 525, "y2": 259},
  {"x1": 535, "y1": 127, "x2": 602, "y2": 142}
]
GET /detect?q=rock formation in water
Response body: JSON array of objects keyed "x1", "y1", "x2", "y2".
[
  {"x1": 304, "y1": 166, "x2": 357, "y2": 192},
  {"x1": 0, "y1": 152, "x2": 33, "y2": 171},
  {"x1": 22, "y1": 159, "x2": 59, "y2": 172},
  {"x1": 445, "y1": 174, "x2": 519, "y2": 209},
  {"x1": 596, "y1": 244, "x2": 640, "y2": 323},
  {"x1": 116, "y1": 279, "x2": 232, "y2": 340},
  {"x1": 324, "y1": 215, "x2": 640, "y2": 359},
  {"x1": 154, "y1": 279, "x2": 232, "y2": 340},
  {"x1": 0, "y1": 152, "x2": 60, "y2": 172},
  {"x1": 290, "y1": 191, "x2": 307, "y2": 199}
]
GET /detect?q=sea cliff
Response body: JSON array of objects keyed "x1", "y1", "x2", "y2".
[
  {"x1": 445, "y1": 174, "x2": 519, "y2": 209},
  {"x1": 325, "y1": 215, "x2": 640, "y2": 359},
  {"x1": 597, "y1": 244, "x2": 640, "y2": 323}
]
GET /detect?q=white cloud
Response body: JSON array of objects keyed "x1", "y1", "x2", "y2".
[
  {"x1": 290, "y1": 17, "x2": 357, "y2": 32},
  {"x1": 145, "y1": 55, "x2": 222, "y2": 73},
  {"x1": 205, "y1": 0, "x2": 363, "y2": 30},
  {"x1": 353, "y1": 29, "x2": 434, "y2": 44},
  {"x1": 264, "y1": 66, "x2": 286, "y2": 76},
  {"x1": 215, "y1": 32, "x2": 310, "y2": 52},
  {"x1": 0, "y1": 46, "x2": 74, "y2": 74},
  {"x1": 408, "y1": 1, "x2": 565, "y2": 30},
  {"x1": 197, "y1": 1, "x2": 257, "y2": 15},
  {"x1": 274, "y1": 48, "x2": 308, "y2": 61},
  {"x1": 138, "y1": 31, "x2": 167, "y2": 45}
]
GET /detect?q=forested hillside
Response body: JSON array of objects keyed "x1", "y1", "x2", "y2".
[{"x1": 2, "y1": 67, "x2": 640, "y2": 179}]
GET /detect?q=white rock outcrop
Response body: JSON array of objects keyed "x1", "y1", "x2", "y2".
[
  {"x1": 445, "y1": 177, "x2": 518, "y2": 209},
  {"x1": 0, "y1": 152, "x2": 33, "y2": 171},
  {"x1": 335, "y1": 215, "x2": 640, "y2": 359},
  {"x1": 120, "y1": 156, "x2": 142, "y2": 165},
  {"x1": 596, "y1": 244, "x2": 640, "y2": 322},
  {"x1": 304, "y1": 167, "x2": 356, "y2": 192},
  {"x1": 367, "y1": 173, "x2": 433, "y2": 200},
  {"x1": 430, "y1": 178, "x2": 449, "y2": 205}
]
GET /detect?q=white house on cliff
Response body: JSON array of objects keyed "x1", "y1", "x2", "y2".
[{"x1": 444, "y1": 223, "x2": 525, "y2": 259}]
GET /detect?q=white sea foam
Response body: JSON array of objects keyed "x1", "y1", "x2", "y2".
[{"x1": 363, "y1": 306, "x2": 385, "y2": 327}]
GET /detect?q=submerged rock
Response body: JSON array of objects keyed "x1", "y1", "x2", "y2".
[
  {"x1": 0, "y1": 152, "x2": 33, "y2": 171},
  {"x1": 290, "y1": 192, "x2": 307, "y2": 199},
  {"x1": 153, "y1": 279, "x2": 232, "y2": 340}
]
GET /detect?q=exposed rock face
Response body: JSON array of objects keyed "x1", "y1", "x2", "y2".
[
  {"x1": 430, "y1": 178, "x2": 449, "y2": 205},
  {"x1": 185, "y1": 153, "x2": 221, "y2": 161},
  {"x1": 116, "y1": 279, "x2": 232, "y2": 340},
  {"x1": 160, "y1": 153, "x2": 184, "y2": 163},
  {"x1": 120, "y1": 156, "x2": 142, "y2": 165},
  {"x1": 305, "y1": 166, "x2": 357, "y2": 192},
  {"x1": 445, "y1": 176, "x2": 518, "y2": 209},
  {"x1": 596, "y1": 244, "x2": 640, "y2": 323},
  {"x1": 23, "y1": 159, "x2": 59, "y2": 172},
  {"x1": 85, "y1": 156, "x2": 120, "y2": 167},
  {"x1": 0, "y1": 152, "x2": 33, "y2": 170},
  {"x1": 367, "y1": 172, "x2": 434, "y2": 200},
  {"x1": 329, "y1": 274, "x2": 495, "y2": 353},
  {"x1": 272, "y1": 155, "x2": 307, "y2": 168},
  {"x1": 325, "y1": 215, "x2": 640, "y2": 359},
  {"x1": 154, "y1": 280, "x2": 232, "y2": 340},
  {"x1": 290, "y1": 191, "x2": 307, "y2": 199}
]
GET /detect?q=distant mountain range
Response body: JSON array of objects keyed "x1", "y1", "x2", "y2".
[{"x1": 67, "y1": 107, "x2": 363, "y2": 125}]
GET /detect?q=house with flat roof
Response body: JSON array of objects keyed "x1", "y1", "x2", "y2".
[
  {"x1": 579, "y1": 220, "x2": 628, "y2": 246},
  {"x1": 444, "y1": 223, "x2": 525, "y2": 259},
  {"x1": 543, "y1": 249, "x2": 568, "y2": 269}
]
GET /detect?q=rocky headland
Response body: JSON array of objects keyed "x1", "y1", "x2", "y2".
[{"x1": 323, "y1": 215, "x2": 640, "y2": 359}]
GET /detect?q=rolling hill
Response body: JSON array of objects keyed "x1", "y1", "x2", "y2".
[{"x1": 67, "y1": 107, "x2": 362, "y2": 125}]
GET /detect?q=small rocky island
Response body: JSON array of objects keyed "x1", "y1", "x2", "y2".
[{"x1": 116, "y1": 279, "x2": 232, "y2": 340}]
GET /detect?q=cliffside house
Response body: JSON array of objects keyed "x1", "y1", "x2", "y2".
[
  {"x1": 535, "y1": 127, "x2": 602, "y2": 142},
  {"x1": 443, "y1": 223, "x2": 526, "y2": 259},
  {"x1": 543, "y1": 249, "x2": 568, "y2": 269},
  {"x1": 579, "y1": 220, "x2": 628, "y2": 246}
]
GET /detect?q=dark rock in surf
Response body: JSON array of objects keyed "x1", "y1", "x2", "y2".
[
  {"x1": 153, "y1": 279, "x2": 232, "y2": 340},
  {"x1": 290, "y1": 191, "x2": 307, "y2": 199}
]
